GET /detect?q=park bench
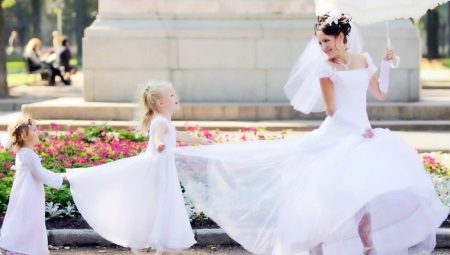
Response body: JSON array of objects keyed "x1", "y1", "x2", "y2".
[{"x1": 23, "y1": 57, "x2": 51, "y2": 85}]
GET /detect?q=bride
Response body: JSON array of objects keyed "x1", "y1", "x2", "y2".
[{"x1": 175, "y1": 11, "x2": 448, "y2": 255}]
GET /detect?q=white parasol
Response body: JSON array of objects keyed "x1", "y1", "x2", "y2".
[{"x1": 314, "y1": 0, "x2": 449, "y2": 67}]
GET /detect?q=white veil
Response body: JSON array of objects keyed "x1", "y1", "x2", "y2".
[{"x1": 283, "y1": 22, "x2": 364, "y2": 114}]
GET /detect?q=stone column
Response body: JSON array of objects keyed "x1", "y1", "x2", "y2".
[{"x1": 83, "y1": 0, "x2": 420, "y2": 103}]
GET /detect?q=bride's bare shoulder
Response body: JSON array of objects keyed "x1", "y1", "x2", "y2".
[{"x1": 350, "y1": 53, "x2": 368, "y2": 68}]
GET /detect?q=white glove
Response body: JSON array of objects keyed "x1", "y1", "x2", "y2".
[{"x1": 378, "y1": 60, "x2": 391, "y2": 93}]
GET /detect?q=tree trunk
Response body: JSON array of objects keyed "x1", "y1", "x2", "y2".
[
  {"x1": 447, "y1": 3, "x2": 450, "y2": 57},
  {"x1": 0, "y1": 1, "x2": 9, "y2": 98},
  {"x1": 426, "y1": 9, "x2": 439, "y2": 59},
  {"x1": 30, "y1": 0, "x2": 41, "y2": 37},
  {"x1": 75, "y1": 0, "x2": 86, "y2": 65}
]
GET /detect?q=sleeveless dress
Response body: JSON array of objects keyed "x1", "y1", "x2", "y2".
[
  {"x1": 67, "y1": 116, "x2": 196, "y2": 251},
  {"x1": 174, "y1": 53, "x2": 448, "y2": 255}
]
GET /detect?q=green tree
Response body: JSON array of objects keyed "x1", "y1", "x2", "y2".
[{"x1": 2, "y1": 0, "x2": 14, "y2": 8}]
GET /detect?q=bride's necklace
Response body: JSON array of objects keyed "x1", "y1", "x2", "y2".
[{"x1": 332, "y1": 55, "x2": 352, "y2": 70}]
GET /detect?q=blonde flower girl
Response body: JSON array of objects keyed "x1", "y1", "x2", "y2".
[{"x1": 67, "y1": 81, "x2": 211, "y2": 254}]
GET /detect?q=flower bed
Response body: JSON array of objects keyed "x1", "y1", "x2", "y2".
[
  {"x1": 424, "y1": 152, "x2": 450, "y2": 207},
  {"x1": 0, "y1": 125, "x2": 448, "y2": 227},
  {"x1": 0, "y1": 125, "x2": 286, "y2": 225}
]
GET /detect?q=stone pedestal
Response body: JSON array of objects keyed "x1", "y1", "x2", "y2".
[{"x1": 83, "y1": 0, "x2": 420, "y2": 103}]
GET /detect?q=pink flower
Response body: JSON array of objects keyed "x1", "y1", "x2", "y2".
[
  {"x1": 202, "y1": 129, "x2": 213, "y2": 140},
  {"x1": 2, "y1": 162, "x2": 13, "y2": 168},
  {"x1": 50, "y1": 123, "x2": 61, "y2": 131}
]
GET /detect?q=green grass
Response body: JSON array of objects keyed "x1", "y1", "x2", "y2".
[
  {"x1": 7, "y1": 61, "x2": 26, "y2": 73},
  {"x1": 7, "y1": 72, "x2": 41, "y2": 87},
  {"x1": 442, "y1": 58, "x2": 450, "y2": 69},
  {"x1": 6, "y1": 55, "x2": 26, "y2": 73},
  {"x1": 6, "y1": 56, "x2": 80, "y2": 72}
]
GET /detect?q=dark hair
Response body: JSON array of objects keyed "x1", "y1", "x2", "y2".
[
  {"x1": 315, "y1": 12, "x2": 352, "y2": 43},
  {"x1": 8, "y1": 118, "x2": 33, "y2": 151},
  {"x1": 61, "y1": 38, "x2": 69, "y2": 47}
]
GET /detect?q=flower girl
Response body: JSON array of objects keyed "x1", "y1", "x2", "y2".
[
  {"x1": 0, "y1": 117, "x2": 68, "y2": 255},
  {"x1": 67, "y1": 80, "x2": 211, "y2": 254}
]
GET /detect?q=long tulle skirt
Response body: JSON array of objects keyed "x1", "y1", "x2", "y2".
[{"x1": 175, "y1": 128, "x2": 448, "y2": 255}]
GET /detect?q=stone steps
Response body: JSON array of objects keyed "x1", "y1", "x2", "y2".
[
  {"x1": 21, "y1": 97, "x2": 450, "y2": 121},
  {"x1": 0, "y1": 97, "x2": 46, "y2": 111}
]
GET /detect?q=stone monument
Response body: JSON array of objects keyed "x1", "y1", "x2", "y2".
[{"x1": 83, "y1": 0, "x2": 421, "y2": 104}]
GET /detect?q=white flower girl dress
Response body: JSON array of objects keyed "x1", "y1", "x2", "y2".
[{"x1": 67, "y1": 116, "x2": 196, "y2": 251}]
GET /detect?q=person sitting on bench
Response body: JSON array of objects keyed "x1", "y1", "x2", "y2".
[
  {"x1": 54, "y1": 37, "x2": 77, "y2": 84},
  {"x1": 23, "y1": 38, "x2": 70, "y2": 86}
]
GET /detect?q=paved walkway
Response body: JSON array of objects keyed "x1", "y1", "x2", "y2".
[
  {"x1": 9, "y1": 73, "x2": 83, "y2": 99},
  {"x1": 50, "y1": 246, "x2": 251, "y2": 255},
  {"x1": 47, "y1": 246, "x2": 450, "y2": 255},
  {"x1": 47, "y1": 247, "x2": 450, "y2": 255}
]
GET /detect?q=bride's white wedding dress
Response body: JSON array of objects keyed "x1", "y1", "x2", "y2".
[{"x1": 175, "y1": 53, "x2": 448, "y2": 255}]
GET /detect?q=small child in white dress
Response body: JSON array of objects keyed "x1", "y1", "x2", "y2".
[
  {"x1": 67, "y1": 80, "x2": 211, "y2": 254},
  {"x1": 0, "y1": 117, "x2": 68, "y2": 255}
]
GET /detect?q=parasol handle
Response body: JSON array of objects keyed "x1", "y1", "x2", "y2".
[{"x1": 385, "y1": 21, "x2": 400, "y2": 68}]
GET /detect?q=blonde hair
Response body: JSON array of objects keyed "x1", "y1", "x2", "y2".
[
  {"x1": 7, "y1": 117, "x2": 35, "y2": 151},
  {"x1": 24, "y1": 38, "x2": 41, "y2": 55},
  {"x1": 138, "y1": 80, "x2": 173, "y2": 134}
]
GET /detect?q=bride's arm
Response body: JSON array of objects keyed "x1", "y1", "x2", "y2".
[
  {"x1": 320, "y1": 77, "x2": 336, "y2": 116},
  {"x1": 368, "y1": 75, "x2": 387, "y2": 101}
]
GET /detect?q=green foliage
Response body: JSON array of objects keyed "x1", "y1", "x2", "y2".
[
  {"x1": 45, "y1": 185, "x2": 72, "y2": 205},
  {"x1": 2, "y1": 0, "x2": 16, "y2": 9},
  {"x1": 0, "y1": 176, "x2": 13, "y2": 212},
  {"x1": 0, "y1": 125, "x2": 149, "y2": 215},
  {"x1": 83, "y1": 125, "x2": 147, "y2": 143}
]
